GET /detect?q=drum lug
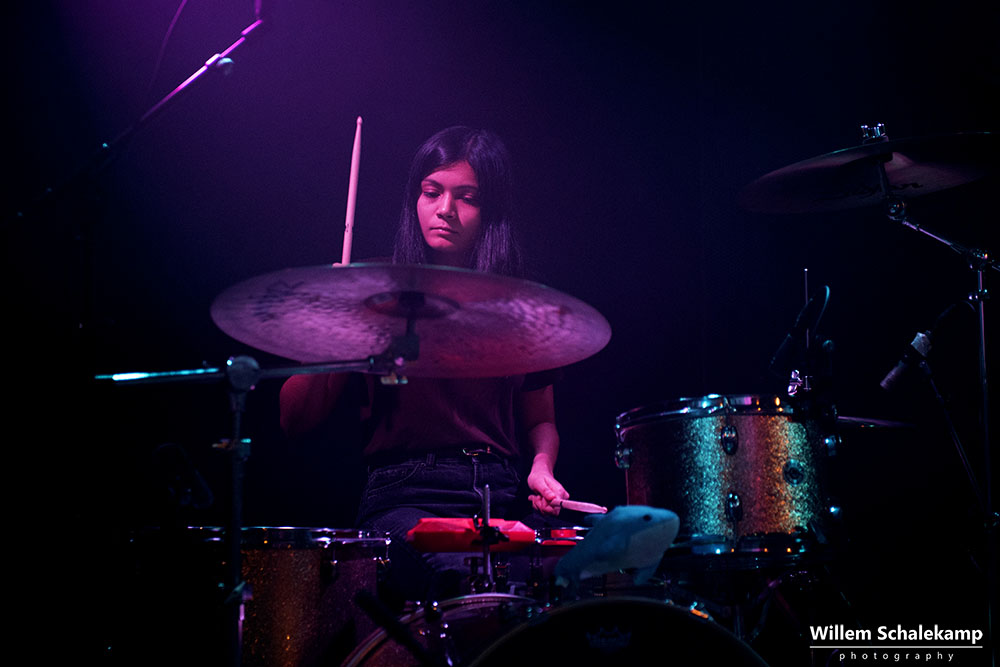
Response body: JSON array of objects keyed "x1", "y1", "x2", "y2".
[
  {"x1": 824, "y1": 434, "x2": 839, "y2": 457},
  {"x1": 725, "y1": 492, "x2": 743, "y2": 523},
  {"x1": 720, "y1": 424, "x2": 738, "y2": 455},
  {"x1": 783, "y1": 459, "x2": 805, "y2": 485},
  {"x1": 614, "y1": 445, "x2": 631, "y2": 470}
]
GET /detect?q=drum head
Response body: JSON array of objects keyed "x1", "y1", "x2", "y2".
[{"x1": 471, "y1": 597, "x2": 769, "y2": 666}]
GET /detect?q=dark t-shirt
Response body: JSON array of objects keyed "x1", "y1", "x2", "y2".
[{"x1": 362, "y1": 369, "x2": 560, "y2": 461}]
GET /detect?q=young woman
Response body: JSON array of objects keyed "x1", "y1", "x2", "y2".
[{"x1": 279, "y1": 126, "x2": 569, "y2": 604}]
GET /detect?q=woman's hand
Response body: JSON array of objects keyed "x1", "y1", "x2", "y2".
[
  {"x1": 519, "y1": 384, "x2": 567, "y2": 515},
  {"x1": 527, "y1": 455, "x2": 569, "y2": 515}
]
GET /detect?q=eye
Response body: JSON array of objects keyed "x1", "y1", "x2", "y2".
[{"x1": 643, "y1": 514, "x2": 652, "y2": 522}]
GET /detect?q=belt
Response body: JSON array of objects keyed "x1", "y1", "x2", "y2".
[{"x1": 366, "y1": 446, "x2": 508, "y2": 469}]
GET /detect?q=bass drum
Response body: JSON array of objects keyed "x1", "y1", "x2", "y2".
[
  {"x1": 472, "y1": 597, "x2": 769, "y2": 666},
  {"x1": 615, "y1": 394, "x2": 831, "y2": 564},
  {"x1": 343, "y1": 594, "x2": 537, "y2": 666},
  {"x1": 345, "y1": 595, "x2": 768, "y2": 666}
]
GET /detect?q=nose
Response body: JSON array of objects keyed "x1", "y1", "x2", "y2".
[{"x1": 436, "y1": 193, "x2": 456, "y2": 219}]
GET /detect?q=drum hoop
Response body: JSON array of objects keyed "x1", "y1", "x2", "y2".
[
  {"x1": 469, "y1": 596, "x2": 767, "y2": 667},
  {"x1": 173, "y1": 526, "x2": 390, "y2": 548},
  {"x1": 396, "y1": 593, "x2": 536, "y2": 624},
  {"x1": 616, "y1": 394, "x2": 795, "y2": 430},
  {"x1": 533, "y1": 526, "x2": 590, "y2": 544},
  {"x1": 345, "y1": 593, "x2": 537, "y2": 665}
]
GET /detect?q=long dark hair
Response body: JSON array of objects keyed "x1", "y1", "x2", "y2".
[{"x1": 393, "y1": 126, "x2": 524, "y2": 277}]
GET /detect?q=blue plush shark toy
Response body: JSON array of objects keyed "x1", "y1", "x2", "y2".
[{"x1": 554, "y1": 505, "x2": 680, "y2": 589}]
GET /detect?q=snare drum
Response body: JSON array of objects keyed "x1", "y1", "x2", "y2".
[
  {"x1": 616, "y1": 394, "x2": 830, "y2": 562},
  {"x1": 345, "y1": 594, "x2": 768, "y2": 666}
]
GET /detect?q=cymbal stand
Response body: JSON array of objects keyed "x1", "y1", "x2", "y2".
[
  {"x1": 14, "y1": 13, "x2": 268, "y2": 343},
  {"x1": 219, "y1": 356, "x2": 258, "y2": 667},
  {"x1": 94, "y1": 343, "x2": 419, "y2": 666},
  {"x1": 471, "y1": 485, "x2": 509, "y2": 592},
  {"x1": 874, "y1": 156, "x2": 998, "y2": 665}
]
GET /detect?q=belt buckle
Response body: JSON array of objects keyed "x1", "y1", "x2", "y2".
[{"x1": 461, "y1": 447, "x2": 491, "y2": 457}]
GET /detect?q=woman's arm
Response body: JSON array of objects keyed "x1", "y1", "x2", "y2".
[
  {"x1": 518, "y1": 384, "x2": 569, "y2": 515},
  {"x1": 279, "y1": 372, "x2": 350, "y2": 437}
]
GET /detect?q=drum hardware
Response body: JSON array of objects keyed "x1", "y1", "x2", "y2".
[
  {"x1": 742, "y1": 125, "x2": 997, "y2": 664},
  {"x1": 725, "y1": 492, "x2": 744, "y2": 524},
  {"x1": 94, "y1": 355, "x2": 381, "y2": 665},
  {"x1": 866, "y1": 127, "x2": 996, "y2": 662},
  {"x1": 767, "y1": 285, "x2": 829, "y2": 382},
  {"x1": 354, "y1": 590, "x2": 451, "y2": 667},
  {"x1": 822, "y1": 434, "x2": 839, "y2": 457},
  {"x1": 477, "y1": 485, "x2": 500, "y2": 591},
  {"x1": 96, "y1": 261, "x2": 611, "y2": 662},
  {"x1": 783, "y1": 459, "x2": 805, "y2": 485},
  {"x1": 721, "y1": 424, "x2": 739, "y2": 455},
  {"x1": 768, "y1": 283, "x2": 834, "y2": 418},
  {"x1": 348, "y1": 593, "x2": 546, "y2": 667},
  {"x1": 786, "y1": 369, "x2": 805, "y2": 396},
  {"x1": 613, "y1": 444, "x2": 632, "y2": 469}
]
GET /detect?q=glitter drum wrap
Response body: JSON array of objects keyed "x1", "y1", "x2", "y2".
[
  {"x1": 615, "y1": 395, "x2": 828, "y2": 560},
  {"x1": 239, "y1": 527, "x2": 389, "y2": 667}
]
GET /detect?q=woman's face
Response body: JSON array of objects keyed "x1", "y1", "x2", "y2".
[{"x1": 416, "y1": 160, "x2": 483, "y2": 266}]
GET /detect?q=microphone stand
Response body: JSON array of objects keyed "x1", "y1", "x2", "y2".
[
  {"x1": 874, "y1": 160, "x2": 997, "y2": 666},
  {"x1": 14, "y1": 17, "x2": 268, "y2": 667},
  {"x1": 14, "y1": 14, "x2": 268, "y2": 385},
  {"x1": 96, "y1": 344, "x2": 417, "y2": 667},
  {"x1": 26, "y1": 15, "x2": 266, "y2": 202}
]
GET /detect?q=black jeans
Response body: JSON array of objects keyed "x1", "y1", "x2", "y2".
[{"x1": 356, "y1": 451, "x2": 520, "y2": 605}]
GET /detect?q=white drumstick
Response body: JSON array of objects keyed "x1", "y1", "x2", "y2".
[
  {"x1": 341, "y1": 116, "x2": 362, "y2": 265},
  {"x1": 557, "y1": 499, "x2": 608, "y2": 514}
]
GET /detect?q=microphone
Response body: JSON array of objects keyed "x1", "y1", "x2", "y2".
[
  {"x1": 768, "y1": 286, "x2": 830, "y2": 377},
  {"x1": 880, "y1": 331, "x2": 932, "y2": 391}
]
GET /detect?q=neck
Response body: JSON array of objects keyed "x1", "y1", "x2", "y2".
[{"x1": 429, "y1": 249, "x2": 472, "y2": 269}]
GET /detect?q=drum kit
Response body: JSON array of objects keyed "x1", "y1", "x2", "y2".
[{"x1": 100, "y1": 125, "x2": 996, "y2": 667}]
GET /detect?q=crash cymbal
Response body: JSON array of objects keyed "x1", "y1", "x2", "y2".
[
  {"x1": 740, "y1": 132, "x2": 995, "y2": 214},
  {"x1": 210, "y1": 262, "x2": 612, "y2": 378}
]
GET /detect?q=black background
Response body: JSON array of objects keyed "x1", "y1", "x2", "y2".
[{"x1": 8, "y1": 1, "x2": 998, "y2": 664}]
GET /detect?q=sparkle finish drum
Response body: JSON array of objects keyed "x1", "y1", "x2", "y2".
[
  {"x1": 119, "y1": 526, "x2": 388, "y2": 666},
  {"x1": 238, "y1": 527, "x2": 389, "y2": 667},
  {"x1": 615, "y1": 394, "x2": 830, "y2": 559}
]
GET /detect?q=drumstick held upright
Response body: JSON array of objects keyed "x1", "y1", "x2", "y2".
[{"x1": 341, "y1": 116, "x2": 362, "y2": 265}]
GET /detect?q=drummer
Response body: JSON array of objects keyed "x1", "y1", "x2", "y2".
[{"x1": 279, "y1": 126, "x2": 570, "y2": 607}]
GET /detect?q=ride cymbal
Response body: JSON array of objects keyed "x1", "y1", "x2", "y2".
[{"x1": 210, "y1": 263, "x2": 612, "y2": 378}]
